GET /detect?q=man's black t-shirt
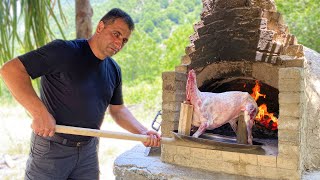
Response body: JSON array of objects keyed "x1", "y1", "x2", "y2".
[{"x1": 19, "y1": 39, "x2": 123, "y2": 141}]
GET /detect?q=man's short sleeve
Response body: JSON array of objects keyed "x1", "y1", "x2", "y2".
[
  {"x1": 110, "y1": 81, "x2": 124, "y2": 105},
  {"x1": 109, "y1": 61, "x2": 124, "y2": 105},
  {"x1": 18, "y1": 40, "x2": 67, "y2": 79}
]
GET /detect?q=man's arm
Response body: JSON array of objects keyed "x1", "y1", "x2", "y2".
[
  {"x1": 108, "y1": 104, "x2": 160, "y2": 147},
  {"x1": 0, "y1": 58, "x2": 56, "y2": 137}
]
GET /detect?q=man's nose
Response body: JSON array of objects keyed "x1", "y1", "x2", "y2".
[{"x1": 114, "y1": 39, "x2": 122, "y2": 50}]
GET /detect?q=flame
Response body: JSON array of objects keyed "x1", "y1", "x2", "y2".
[
  {"x1": 251, "y1": 80, "x2": 266, "y2": 101},
  {"x1": 250, "y1": 81, "x2": 278, "y2": 130}
]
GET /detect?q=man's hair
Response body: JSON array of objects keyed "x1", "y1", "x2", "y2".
[{"x1": 100, "y1": 8, "x2": 134, "y2": 31}]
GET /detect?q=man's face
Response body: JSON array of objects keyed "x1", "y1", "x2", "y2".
[{"x1": 96, "y1": 18, "x2": 132, "y2": 58}]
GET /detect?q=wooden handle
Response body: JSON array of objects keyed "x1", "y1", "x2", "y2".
[{"x1": 55, "y1": 125, "x2": 174, "y2": 144}]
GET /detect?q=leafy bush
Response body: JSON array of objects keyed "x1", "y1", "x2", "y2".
[
  {"x1": 276, "y1": 0, "x2": 320, "y2": 52},
  {"x1": 122, "y1": 77, "x2": 162, "y2": 109}
]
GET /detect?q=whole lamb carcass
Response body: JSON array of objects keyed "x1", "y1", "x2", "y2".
[{"x1": 186, "y1": 69, "x2": 258, "y2": 145}]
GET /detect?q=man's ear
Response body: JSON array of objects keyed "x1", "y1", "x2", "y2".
[{"x1": 96, "y1": 21, "x2": 105, "y2": 33}]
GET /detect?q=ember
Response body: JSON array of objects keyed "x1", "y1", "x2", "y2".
[{"x1": 250, "y1": 80, "x2": 278, "y2": 130}]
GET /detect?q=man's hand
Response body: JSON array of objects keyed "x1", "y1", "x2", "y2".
[
  {"x1": 108, "y1": 105, "x2": 161, "y2": 147},
  {"x1": 31, "y1": 112, "x2": 56, "y2": 137},
  {"x1": 142, "y1": 130, "x2": 161, "y2": 147}
]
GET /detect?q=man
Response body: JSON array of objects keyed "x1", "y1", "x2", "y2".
[{"x1": 0, "y1": 8, "x2": 160, "y2": 179}]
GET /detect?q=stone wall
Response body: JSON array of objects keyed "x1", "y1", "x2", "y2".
[
  {"x1": 302, "y1": 47, "x2": 320, "y2": 171},
  {"x1": 161, "y1": 145, "x2": 300, "y2": 179},
  {"x1": 161, "y1": 72, "x2": 186, "y2": 137},
  {"x1": 278, "y1": 66, "x2": 304, "y2": 179}
]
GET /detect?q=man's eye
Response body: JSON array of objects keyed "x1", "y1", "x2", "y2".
[{"x1": 113, "y1": 32, "x2": 119, "y2": 37}]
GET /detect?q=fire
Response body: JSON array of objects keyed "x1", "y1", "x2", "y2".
[
  {"x1": 251, "y1": 80, "x2": 266, "y2": 101},
  {"x1": 250, "y1": 80, "x2": 278, "y2": 130}
]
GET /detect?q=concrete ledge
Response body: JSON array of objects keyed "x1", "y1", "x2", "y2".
[
  {"x1": 302, "y1": 171, "x2": 320, "y2": 180},
  {"x1": 113, "y1": 145, "x2": 268, "y2": 180}
]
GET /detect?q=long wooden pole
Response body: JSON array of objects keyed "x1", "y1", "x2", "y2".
[{"x1": 55, "y1": 125, "x2": 175, "y2": 143}]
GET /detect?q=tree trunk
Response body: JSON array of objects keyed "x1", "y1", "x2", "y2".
[{"x1": 75, "y1": 0, "x2": 93, "y2": 39}]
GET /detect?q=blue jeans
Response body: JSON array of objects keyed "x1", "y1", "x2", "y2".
[{"x1": 25, "y1": 133, "x2": 99, "y2": 180}]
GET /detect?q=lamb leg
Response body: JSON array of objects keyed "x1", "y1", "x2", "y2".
[
  {"x1": 229, "y1": 119, "x2": 238, "y2": 136},
  {"x1": 244, "y1": 110, "x2": 254, "y2": 145},
  {"x1": 192, "y1": 121, "x2": 208, "y2": 138}
]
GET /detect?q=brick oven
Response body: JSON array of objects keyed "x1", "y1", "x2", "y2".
[
  {"x1": 113, "y1": 0, "x2": 320, "y2": 179},
  {"x1": 160, "y1": 0, "x2": 320, "y2": 179}
]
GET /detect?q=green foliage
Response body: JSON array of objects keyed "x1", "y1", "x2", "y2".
[
  {"x1": 276, "y1": 0, "x2": 320, "y2": 52},
  {"x1": 122, "y1": 77, "x2": 162, "y2": 109},
  {"x1": 161, "y1": 24, "x2": 195, "y2": 71},
  {"x1": 142, "y1": 20, "x2": 155, "y2": 33},
  {"x1": 160, "y1": 0, "x2": 169, "y2": 9},
  {"x1": 0, "y1": 0, "x2": 66, "y2": 95},
  {"x1": 0, "y1": 0, "x2": 66, "y2": 61},
  {"x1": 89, "y1": 0, "x2": 202, "y2": 41},
  {"x1": 114, "y1": 28, "x2": 161, "y2": 82},
  {"x1": 166, "y1": 7, "x2": 183, "y2": 24}
]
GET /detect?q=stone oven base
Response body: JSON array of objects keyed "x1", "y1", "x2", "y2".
[
  {"x1": 198, "y1": 133, "x2": 279, "y2": 156},
  {"x1": 114, "y1": 145, "x2": 320, "y2": 180},
  {"x1": 114, "y1": 145, "x2": 269, "y2": 180}
]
